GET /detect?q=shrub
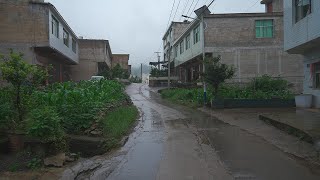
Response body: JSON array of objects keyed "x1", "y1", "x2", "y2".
[
  {"x1": 248, "y1": 75, "x2": 289, "y2": 91},
  {"x1": 27, "y1": 106, "x2": 64, "y2": 143},
  {"x1": 0, "y1": 87, "x2": 16, "y2": 129}
]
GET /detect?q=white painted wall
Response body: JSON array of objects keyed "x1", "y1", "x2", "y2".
[
  {"x1": 173, "y1": 22, "x2": 203, "y2": 67},
  {"x1": 284, "y1": 0, "x2": 320, "y2": 51},
  {"x1": 48, "y1": 10, "x2": 79, "y2": 64}
]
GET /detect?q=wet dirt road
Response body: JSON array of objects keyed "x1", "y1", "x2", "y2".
[{"x1": 62, "y1": 83, "x2": 320, "y2": 180}]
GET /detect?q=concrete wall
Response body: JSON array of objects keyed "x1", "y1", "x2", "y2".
[
  {"x1": 70, "y1": 39, "x2": 112, "y2": 81},
  {"x1": 284, "y1": 0, "x2": 320, "y2": 52},
  {"x1": 0, "y1": 1, "x2": 49, "y2": 64},
  {"x1": 112, "y1": 54, "x2": 129, "y2": 70},
  {"x1": 203, "y1": 13, "x2": 304, "y2": 93},
  {"x1": 49, "y1": 10, "x2": 79, "y2": 64}
]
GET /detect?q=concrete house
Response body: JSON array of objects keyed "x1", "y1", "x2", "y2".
[
  {"x1": 164, "y1": 0, "x2": 304, "y2": 92},
  {"x1": 112, "y1": 54, "x2": 130, "y2": 72},
  {"x1": 0, "y1": 0, "x2": 79, "y2": 83},
  {"x1": 284, "y1": 0, "x2": 320, "y2": 107},
  {"x1": 70, "y1": 39, "x2": 112, "y2": 81},
  {"x1": 163, "y1": 21, "x2": 190, "y2": 65}
]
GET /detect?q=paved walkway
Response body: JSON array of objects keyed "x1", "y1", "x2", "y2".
[{"x1": 259, "y1": 108, "x2": 320, "y2": 139}]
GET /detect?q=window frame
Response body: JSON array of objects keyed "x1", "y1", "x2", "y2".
[
  {"x1": 72, "y1": 38, "x2": 77, "y2": 53},
  {"x1": 51, "y1": 16, "x2": 59, "y2": 38},
  {"x1": 295, "y1": 0, "x2": 312, "y2": 23},
  {"x1": 174, "y1": 45, "x2": 178, "y2": 58},
  {"x1": 186, "y1": 34, "x2": 191, "y2": 50},
  {"x1": 180, "y1": 40, "x2": 184, "y2": 54},
  {"x1": 255, "y1": 19, "x2": 274, "y2": 38},
  {"x1": 314, "y1": 62, "x2": 320, "y2": 89},
  {"x1": 193, "y1": 25, "x2": 200, "y2": 44},
  {"x1": 63, "y1": 28, "x2": 69, "y2": 47}
]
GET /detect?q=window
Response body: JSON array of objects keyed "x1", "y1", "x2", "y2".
[
  {"x1": 255, "y1": 20, "x2": 274, "y2": 38},
  {"x1": 193, "y1": 25, "x2": 200, "y2": 44},
  {"x1": 51, "y1": 16, "x2": 59, "y2": 38},
  {"x1": 72, "y1": 38, "x2": 76, "y2": 53},
  {"x1": 295, "y1": 0, "x2": 311, "y2": 22},
  {"x1": 186, "y1": 34, "x2": 191, "y2": 50},
  {"x1": 174, "y1": 45, "x2": 178, "y2": 57},
  {"x1": 63, "y1": 28, "x2": 69, "y2": 47},
  {"x1": 180, "y1": 40, "x2": 184, "y2": 54}
]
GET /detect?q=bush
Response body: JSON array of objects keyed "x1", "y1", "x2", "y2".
[
  {"x1": 0, "y1": 87, "x2": 16, "y2": 129},
  {"x1": 27, "y1": 106, "x2": 64, "y2": 143},
  {"x1": 248, "y1": 75, "x2": 290, "y2": 91}
]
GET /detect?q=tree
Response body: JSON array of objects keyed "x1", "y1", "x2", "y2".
[
  {"x1": 202, "y1": 56, "x2": 235, "y2": 98},
  {"x1": 0, "y1": 50, "x2": 48, "y2": 125}
]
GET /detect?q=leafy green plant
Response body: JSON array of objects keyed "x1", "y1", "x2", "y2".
[
  {"x1": 0, "y1": 50, "x2": 48, "y2": 129},
  {"x1": 248, "y1": 75, "x2": 290, "y2": 91},
  {"x1": 8, "y1": 163, "x2": 19, "y2": 172},
  {"x1": 202, "y1": 56, "x2": 235, "y2": 98},
  {"x1": 27, "y1": 157, "x2": 42, "y2": 170},
  {"x1": 29, "y1": 80, "x2": 127, "y2": 134},
  {"x1": 27, "y1": 106, "x2": 64, "y2": 143}
]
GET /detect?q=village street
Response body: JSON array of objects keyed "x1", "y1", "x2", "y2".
[{"x1": 59, "y1": 83, "x2": 320, "y2": 180}]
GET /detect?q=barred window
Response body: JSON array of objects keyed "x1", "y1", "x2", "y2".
[{"x1": 255, "y1": 19, "x2": 274, "y2": 38}]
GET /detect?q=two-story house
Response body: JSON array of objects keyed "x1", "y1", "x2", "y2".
[
  {"x1": 164, "y1": 0, "x2": 304, "y2": 93},
  {"x1": 0, "y1": 0, "x2": 79, "y2": 83},
  {"x1": 70, "y1": 39, "x2": 112, "y2": 81},
  {"x1": 162, "y1": 21, "x2": 190, "y2": 75},
  {"x1": 284, "y1": 0, "x2": 320, "y2": 108}
]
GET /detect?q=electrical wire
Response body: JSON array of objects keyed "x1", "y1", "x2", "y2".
[
  {"x1": 166, "y1": 0, "x2": 176, "y2": 29},
  {"x1": 172, "y1": 0, "x2": 182, "y2": 22},
  {"x1": 188, "y1": 0, "x2": 201, "y2": 17},
  {"x1": 185, "y1": 0, "x2": 195, "y2": 19},
  {"x1": 245, "y1": 0, "x2": 260, "y2": 12},
  {"x1": 179, "y1": 0, "x2": 191, "y2": 21}
]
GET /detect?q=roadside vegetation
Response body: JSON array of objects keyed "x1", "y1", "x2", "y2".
[
  {"x1": 161, "y1": 56, "x2": 295, "y2": 107},
  {"x1": 0, "y1": 51, "x2": 138, "y2": 171}
]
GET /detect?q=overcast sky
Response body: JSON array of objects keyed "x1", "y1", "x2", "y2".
[{"x1": 46, "y1": 0, "x2": 264, "y2": 67}]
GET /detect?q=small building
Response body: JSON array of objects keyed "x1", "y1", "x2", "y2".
[
  {"x1": 0, "y1": 0, "x2": 79, "y2": 83},
  {"x1": 284, "y1": 0, "x2": 320, "y2": 108},
  {"x1": 70, "y1": 39, "x2": 112, "y2": 81},
  {"x1": 164, "y1": 0, "x2": 304, "y2": 93},
  {"x1": 112, "y1": 54, "x2": 130, "y2": 72}
]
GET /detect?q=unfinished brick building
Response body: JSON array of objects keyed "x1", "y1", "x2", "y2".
[{"x1": 163, "y1": 0, "x2": 304, "y2": 92}]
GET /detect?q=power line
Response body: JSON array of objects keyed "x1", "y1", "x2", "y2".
[
  {"x1": 172, "y1": 0, "x2": 182, "y2": 22},
  {"x1": 166, "y1": 0, "x2": 176, "y2": 29},
  {"x1": 185, "y1": 0, "x2": 195, "y2": 19},
  {"x1": 188, "y1": 0, "x2": 201, "y2": 17},
  {"x1": 245, "y1": 0, "x2": 260, "y2": 12},
  {"x1": 179, "y1": 0, "x2": 191, "y2": 21}
]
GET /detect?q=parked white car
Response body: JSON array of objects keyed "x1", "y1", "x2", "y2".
[{"x1": 90, "y1": 76, "x2": 105, "y2": 81}]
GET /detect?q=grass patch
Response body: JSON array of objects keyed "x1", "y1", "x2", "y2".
[
  {"x1": 160, "y1": 88, "x2": 209, "y2": 107},
  {"x1": 102, "y1": 106, "x2": 139, "y2": 140}
]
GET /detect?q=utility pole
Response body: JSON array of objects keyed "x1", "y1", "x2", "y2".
[
  {"x1": 155, "y1": 52, "x2": 161, "y2": 70},
  {"x1": 140, "y1": 63, "x2": 143, "y2": 83},
  {"x1": 167, "y1": 49, "x2": 171, "y2": 88},
  {"x1": 182, "y1": 0, "x2": 215, "y2": 105}
]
